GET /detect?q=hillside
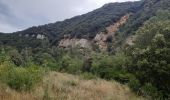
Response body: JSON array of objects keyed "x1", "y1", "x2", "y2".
[
  {"x1": 0, "y1": 72, "x2": 143, "y2": 100},
  {"x1": 15, "y1": 1, "x2": 141, "y2": 41},
  {"x1": 0, "y1": 0, "x2": 170, "y2": 99},
  {"x1": 119, "y1": 0, "x2": 170, "y2": 36},
  {"x1": 0, "y1": 1, "x2": 142, "y2": 49},
  {"x1": 1, "y1": 0, "x2": 170, "y2": 50}
]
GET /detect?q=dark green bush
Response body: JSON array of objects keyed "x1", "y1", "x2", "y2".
[
  {"x1": 128, "y1": 77, "x2": 141, "y2": 93},
  {"x1": 90, "y1": 53, "x2": 133, "y2": 83},
  {"x1": 140, "y1": 83, "x2": 160, "y2": 99},
  {"x1": 81, "y1": 72, "x2": 97, "y2": 80},
  {"x1": 60, "y1": 55, "x2": 83, "y2": 74},
  {"x1": 127, "y1": 11, "x2": 170, "y2": 99},
  {"x1": 0, "y1": 62, "x2": 45, "y2": 91}
]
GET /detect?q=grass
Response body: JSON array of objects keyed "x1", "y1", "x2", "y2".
[{"x1": 0, "y1": 71, "x2": 144, "y2": 100}]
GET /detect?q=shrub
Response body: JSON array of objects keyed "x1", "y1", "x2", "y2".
[
  {"x1": 82, "y1": 57, "x2": 93, "y2": 72},
  {"x1": 0, "y1": 62, "x2": 45, "y2": 91},
  {"x1": 91, "y1": 53, "x2": 132, "y2": 83},
  {"x1": 140, "y1": 83, "x2": 160, "y2": 99},
  {"x1": 128, "y1": 77, "x2": 141, "y2": 93},
  {"x1": 60, "y1": 55, "x2": 83, "y2": 74},
  {"x1": 8, "y1": 49, "x2": 24, "y2": 66},
  {"x1": 127, "y1": 11, "x2": 170, "y2": 99},
  {"x1": 112, "y1": 72, "x2": 134, "y2": 84},
  {"x1": 81, "y1": 72, "x2": 97, "y2": 80}
]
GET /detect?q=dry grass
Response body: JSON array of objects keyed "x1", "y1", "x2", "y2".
[{"x1": 0, "y1": 72, "x2": 144, "y2": 100}]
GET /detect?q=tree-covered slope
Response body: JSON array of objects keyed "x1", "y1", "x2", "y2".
[
  {"x1": 119, "y1": 0, "x2": 170, "y2": 37},
  {"x1": 1, "y1": 0, "x2": 170, "y2": 50},
  {"x1": 15, "y1": 1, "x2": 141, "y2": 41},
  {"x1": 0, "y1": 33, "x2": 43, "y2": 49},
  {"x1": 0, "y1": 1, "x2": 142, "y2": 48}
]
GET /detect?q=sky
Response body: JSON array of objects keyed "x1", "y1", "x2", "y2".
[{"x1": 0, "y1": 0, "x2": 139, "y2": 33}]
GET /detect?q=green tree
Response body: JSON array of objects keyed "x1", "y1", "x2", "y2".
[{"x1": 127, "y1": 11, "x2": 170, "y2": 98}]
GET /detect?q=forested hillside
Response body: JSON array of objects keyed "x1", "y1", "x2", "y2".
[
  {"x1": 0, "y1": 0, "x2": 170, "y2": 99},
  {"x1": 0, "y1": 1, "x2": 142, "y2": 48},
  {"x1": 115, "y1": 0, "x2": 170, "y2": 46}
]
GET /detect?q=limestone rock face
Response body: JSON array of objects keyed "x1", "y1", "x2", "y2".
[
  {"x1": 37, "y1": 34, "x2": 45, "y2": 39},
  {"x1": 58, "y1": 38, "x2": 91, "y2": 49},
  {"x1": 58, "y1": 14, "x2": 131, "y2": 50},
  {"x1": 94, "y1": 32, "x2": 109, "y2": 50},
  {"x1": 94, "y1": 14, "x2": 131, "y2": 50}
]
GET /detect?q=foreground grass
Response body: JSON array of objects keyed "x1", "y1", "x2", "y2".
[{"x1": 0, "y1": 72, "x2": 143, "y2": 100}]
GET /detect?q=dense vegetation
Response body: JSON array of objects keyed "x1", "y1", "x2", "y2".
[
  {"x1": 0, "y1": 48, "x2": 45, "y2": 91},
  {"x1": 119, "y1": 0, "x2": 170, "y2": 37},
  {"x1": 0, "y1": 34, "x2": 44, "y2": 50},
  {"x1": 0, "y1": 0, "x2": 170, "y2": 99},
  {"x1": 123, "y1": 10, "x2": 170, "y2": 99}
]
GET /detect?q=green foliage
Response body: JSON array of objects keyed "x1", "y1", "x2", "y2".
[
  {"x1": 140, "y1": 83, "x2": 160, "y2": 99},
  {"x1": 0, "y1": 34, "x2": 44, "y2": 50},
  {"x1": 91, "y1": 53, "x2": 133, "y2": 83},
  {"x1": 127, "y1": 11, "x2": 170, "y2": 99},
  {"x1": 0, "y1": 48, "x2": 8, "y2": 64},
  {"x1": 119, "y1": 0, "x2": 170, "y2": 38},
  {"x1": 60, "y1": 54, "x2": 83, "y2": 74},
  {"x1": 135, "y1": 10, "x2": 170, "y2": 48},
  {"x1": 8, "y1": 49, "x2": 24, "y2": 66},
  {"x1": 81, "y1": 72, "x2": 97, "y2": 80},
  {"x1": 0, "y1": 60, "x2": 45, "y2": 91},
  {"x1": 0, "y1": 47, "x2": 46, "y2": 91},
  {"x1": 34, "y1": 53, "x2": 57, "y2": 68},
  {"x1": 128, "y1": 77, "x2": 141, "y2": 93}
]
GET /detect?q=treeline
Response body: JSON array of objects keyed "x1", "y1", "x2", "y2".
[
  {"x1": 118, "y1": 0, "x2": 170, "y2": 41},
  {"x1": 0, "y1": 34, "x2": 45, "y2": 50},
  {"x1": 0, "y1": 1, "x2": 141, "y2": 46}
]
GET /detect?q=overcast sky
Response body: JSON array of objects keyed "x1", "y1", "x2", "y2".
[{"x1": 0, "y1": 0, "x2": 139, "y2": 33}]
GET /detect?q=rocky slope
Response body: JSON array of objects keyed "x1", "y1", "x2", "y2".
[
  {"x1": 0, "y1": 1, "x2": 142, "y2": 49},
  {"x1": 58, "y1": 14, "x2": 131, "y2": 50},
  {"x1": 94, "y1": 13, "x2": 131, "y2": 50}
]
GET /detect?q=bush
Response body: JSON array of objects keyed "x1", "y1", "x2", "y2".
[
  {"x1": 112, "y1": 72, "x2": 134, "y2": 84},
  {"x1": 128, "y1": 77, "x2": 141, "y2": 93},
  {"x1": 0, "y1": 62, "x2": 45, "y2": 91},
  {"x1": 81, "y1": 72, "x2": 97, "y2": 80},
  {"x1": 127, "y1": 11, "x2": 170, "y2": 99},
  {"x1": 140, "y1": 83, "x2": 160, "y2": 99},
  {"x1": 91, "y1": 53, "x2": 132, "y2": 83},
  {"x1": 60, "y1": 55, "x2": 83, "y2": 74},
  {"x1": 8, "y1": 49, "x2": 24, "y2": 66}
]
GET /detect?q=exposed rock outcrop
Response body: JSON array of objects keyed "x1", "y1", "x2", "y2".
[
  {"x1": 18, "y1": 34, "x2": 45, "y2": 40},
  {"x1": 94, "y1": 13, "x2": 131, "y2": 50},
  {"x1": 58, "y1": 14, "x2": 131, "y2": 50},
  {"x1": 36, "y1": 34, "x2": 45, "y2": 39},
  {"x1": 59, "y1": 38, "x2": 92, "y2": 49}
]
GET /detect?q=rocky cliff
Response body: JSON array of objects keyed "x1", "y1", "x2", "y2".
[
  {"x1": 58, "y1": 14, "x2": 131, "y2": 50},
  {"x1": 94, "y1": 14, "x2": 131, "y2": 50}
]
